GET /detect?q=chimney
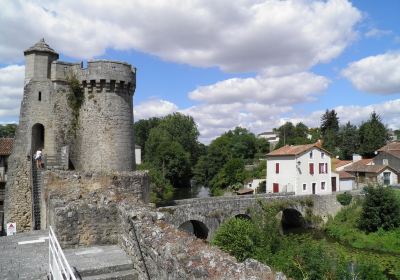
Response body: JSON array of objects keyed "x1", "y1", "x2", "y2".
[{"x1": 352, "y1": 154, "x2": 362, "y2": 162}]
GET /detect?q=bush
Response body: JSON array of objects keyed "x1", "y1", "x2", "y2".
[
  {"x1": 358, "y1": 185, "x2": 400, "y2": 232},
  {"x1": 336, "y1": 192, "x2": 352, "y2": 206},
  {"x1": 212, "y1": 217, "x2": 259, "y2": 261}
]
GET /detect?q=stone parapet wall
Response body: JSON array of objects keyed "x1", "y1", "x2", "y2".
[
  {"x1": 44, "y1": 170, "x2": 149, "y2": 247},
  {"x1": 118, "y1": 204, "x2": 285, "y2": 280}
]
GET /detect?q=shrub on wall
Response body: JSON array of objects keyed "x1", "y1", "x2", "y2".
[{"x1": 336, "y1": 192, "x2": 352, "y2": 206}]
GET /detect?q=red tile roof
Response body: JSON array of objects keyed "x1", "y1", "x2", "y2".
[
  {"x1": 0, "y1": 138, "x2": 14, "y2": 156},
  {"x1": 337, "y1": 171, "x2": 355, "y2": 179},
  {"x1": 344, "y1": 162, "x2": 396, "y2": 174},
  {"x1": 267, "y1": 142, "x2": 331, "y2": 157},
  {"x1": 334, "y1": 160, "x2": 352, "y2": 169},
  {"x1": 378, "y1": 141, "x2": 400, "y2": 152},
  {"x1": 377, "y1": 142, "x2": 400, "y2": 159}
]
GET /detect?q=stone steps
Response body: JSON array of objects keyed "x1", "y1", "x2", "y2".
[{"x1": 81, "y1": 268, "x2": 138, "y2": 280}]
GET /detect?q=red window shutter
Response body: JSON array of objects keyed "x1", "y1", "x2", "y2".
[
  {"x1": 310, "y1": 163, "x2": 314, "y2": 174},
  {"x1": 325, "y1": 163, "x2": 328, "y2": 173},
  {"x1": 275, "y1": 163, "x2": 280, "y2": 174}
]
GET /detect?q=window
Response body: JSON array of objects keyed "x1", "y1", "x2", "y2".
[
  {"x1": 383, "y1": 159, "x2": 388, "y2": 165},
  {"x1": 319, "y1": 163, "x2": 324, "y2": 174},
  {"x1": 325, "y1": 163, "x2": 328, "y2": 173},
  {"x1": 321, "y1": 152, "x2": 325, "y2": 158},
  {"x1": 275, "y1": 163, "x2": 280, "y2": 174},
  {"x1": 309, "y1": 151, "x2": 313, "y2": 159},
  {"x1": 309, "y1": 163, "x2": 314, "y2": 174},
  {"x1": 321, "y1": 182, "x2": 325, "y2": 190},
  {"x1": 303, "y1": 183, "x2": 307, "y2": 191},
  {"x1": 38, "y1": 91, "x2": 42, "y2": 101}
]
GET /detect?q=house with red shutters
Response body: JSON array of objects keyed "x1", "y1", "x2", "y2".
[{"x1": 266, "y1": 142, "x2": 334, "y2": 195}]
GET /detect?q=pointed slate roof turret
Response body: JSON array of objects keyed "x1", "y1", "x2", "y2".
[{"x1": 24, "y1": 38, "x2": 59, "y2": 58}]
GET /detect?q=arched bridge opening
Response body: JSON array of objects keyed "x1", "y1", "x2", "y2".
[
  {"x1": 235, "y1": 214, "x2": 251, "y2": 220},
  {"x1": 281, "y1": 208, "x2": 306, "y2": 234},
  {"x1": 178, "y1": 220, "x2": 209, "y2": 240}
]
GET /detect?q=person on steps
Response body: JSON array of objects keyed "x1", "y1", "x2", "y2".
[{"x1": 34, "y1": 149, "x2": 42, "y2": 169}]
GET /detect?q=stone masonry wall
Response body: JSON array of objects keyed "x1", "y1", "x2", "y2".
[
  {"x1": 44, "y1": 170, "x2": 149, "y2": 247},
  {"x1": 118, "y1": 203, "x2": 286, "y2": 280}
]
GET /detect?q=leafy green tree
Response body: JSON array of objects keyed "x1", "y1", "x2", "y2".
[
  {"x1": 210, "y1": 158, "x2": 245, "y2": 194},
  {"x1": 275, "y1": 122, "x2": 311, "y2": 149},
  {"x1": 358, "y1": 112, "x2": 389, "y2": 157},
  {"x1": 137, "y1": 163, "x2": 174, "y2": 204},
  {"x1": 157, "y1": 113, "x2": 201, "y2": 165},
  {"x1": 193, "y1": 127, "x2": 260, "y2": 190},
  {"x1": 358, "y1": 185, "x2": 400, "y2": 232},
  {"x1": 134, "y1": 117, "x2": 161, "y2": 158},
  {"x1": 320, "y1": 109, "x2": 339, "y2": 153},
  {"x1": 145, "y1": 127, "x2": 191, "y2": 187},
  {"x1": 0, "y1": 124, "x2": 17, "y2": 138},
  {"x1": 338, "y1": 122, "x2": 359, "y2": 160}
]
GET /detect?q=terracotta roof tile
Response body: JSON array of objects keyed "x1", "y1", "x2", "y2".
[
  {"x1": 335, "y1": 160, "x2": 352, "y2": 168},
  {"x1": 344, "y1": 162, "x2": 396, "y2": 174},
  {"x1": 338, "y1": 171, "x2": 355, "y2": 179},
  {"x1": 267, "y1": 142, "x2": 330, "y2": 157},
  {"x1": 377, "y1": 141, "x2": 400, "y2": 152},
  {"x1": 0, "y1": 138, "x2": 14, "y2": 156}
]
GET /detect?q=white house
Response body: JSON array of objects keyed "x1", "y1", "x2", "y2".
[
  {"x1": 257, "y1": 131, "x2": 280, "y2": 151},
  {"x1": 266, "y1": 143, "x2": 333, "y2": 195}
]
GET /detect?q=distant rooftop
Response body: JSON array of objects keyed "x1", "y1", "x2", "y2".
[
  {"x1": 0, "y1": 138, "x2": 14, "y2": 156},
  {"x1": 24, "y1": 38, "x2": 59, "y2": 56},
  {"x1": 267, "y1": 142, "x2": 330, "y2": 157}
]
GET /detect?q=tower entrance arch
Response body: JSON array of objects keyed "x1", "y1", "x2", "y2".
[{"x1": 31, "y1": 123, "x2": 45, "y2": 154}]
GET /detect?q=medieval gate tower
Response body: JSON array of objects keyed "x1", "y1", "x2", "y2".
[{"x1": 4, "y1": 39, "x2": 136, "y2": 231}]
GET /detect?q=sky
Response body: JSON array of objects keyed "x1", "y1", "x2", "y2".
[{"x1": 0, "y1": 0, "x2": 399, "y2": 143}]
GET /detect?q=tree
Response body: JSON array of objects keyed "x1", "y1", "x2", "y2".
[
  {"x1": 157, "y1": 113, "x2": 201, "y2": 165},
  {"x1": 210, "y1": 158, "x2": 245, "y2": 194},
  {"x1": 134, "y1": 117, "x2": 161, "y2": 158},
  {"x1": 144, "y1": 127, "x2": 191, "y2": 188},
  {"x1": 358, "y1": 185, "x2": 400, "y2": 232},
  {"x1": 320, "y1": 110, "x2": 339, "y2": 154},
  {"x1": 275, "y1": 122, "x2": 311, "y2": 149},
  {"x1": 0, "y1": 124, "x2": 17, "y2": 138},
  {"x1": 358, "y1": 112, "x2": 388, "y2": 157},
  {"x1": 338, "y1": 122, "x2": 359, "y2": 160}
]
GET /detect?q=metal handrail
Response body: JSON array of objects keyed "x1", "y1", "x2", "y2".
[{"x1": 49, "y1": 226, "x2": 77, "y2": 280}]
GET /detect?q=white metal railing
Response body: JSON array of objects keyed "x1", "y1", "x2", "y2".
[{"x1": 49, "y1": 226, "x2": 77, "y2": 280}]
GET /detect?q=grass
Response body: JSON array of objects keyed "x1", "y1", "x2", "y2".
[{"x1": 326, "y1": 196, "x2": 400, "y2": 254}]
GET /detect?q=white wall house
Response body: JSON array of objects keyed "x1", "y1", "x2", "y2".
[{"x1": 266, "y1": 143, "x2": 333, "y2": 195}]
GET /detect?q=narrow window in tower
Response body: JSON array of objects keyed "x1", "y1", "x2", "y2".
[{"x1": 38, "y1": 91, "x2": 42, "y2": 101}]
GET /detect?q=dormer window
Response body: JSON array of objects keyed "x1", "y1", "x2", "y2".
[{"x1": 38, "y1": 91, "x2": 42, "y2": 101}]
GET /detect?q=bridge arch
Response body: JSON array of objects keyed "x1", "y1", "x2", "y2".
[
  {"x1": 178, "y1": 220, "x2": 209, "y2": 239},
  {"x1": 281, "y1": 208, "x2": 306, "y2": 232},
  {"x1": 235, "y1": 214, "x2": 251, "y2": 220}
]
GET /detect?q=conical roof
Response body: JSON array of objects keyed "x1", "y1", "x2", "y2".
[{"x1": 24, "y1": 38, "x2": 59, "y2": 57}]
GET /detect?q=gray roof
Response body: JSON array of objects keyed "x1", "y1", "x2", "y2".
[{"x1": 24, "y1": 38, "x2": 59, "y2": 57}]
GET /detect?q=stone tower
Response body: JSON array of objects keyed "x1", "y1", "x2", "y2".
[{"x1": 4, "y1": 39, "x2": 136, "y2": 232}]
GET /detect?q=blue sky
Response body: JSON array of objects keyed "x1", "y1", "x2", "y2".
[{"x1": 0, "y1": 0, "x2": 399, "y2": 143}]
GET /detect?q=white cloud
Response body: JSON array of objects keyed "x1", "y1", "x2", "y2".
[
  {"x1": 134, "y1": 99, "x2": 178, "y2": 120},
  {"x1": 1, "y1": 0, "x2": 361, "y2": 73},
  {"x1": 342, "y1": 52, "x2": 400, "y2": 94},
  {"x1": 284, "y1": 99, "x2": 400, "y2": 130},
  {"x1": 365, "y1": 28, "x2": 392, "y2": 38},
  {"x1": 189, "y1": 72, "x2": 330, "y2": 105},
  {"x1": 0, "y1": 65, "x2": 24, "y2": 117}
]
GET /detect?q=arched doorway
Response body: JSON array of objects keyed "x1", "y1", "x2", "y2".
[
  {"x1": 31, "y1": 123, "x2": 45, "y2": 154},
  {"x1": 281, "y1": 208, "x2": 305, "y2": 233},
  {"x1": 235, "y1": 214, "x2": 251, "y2": 220},
  {"x1": 178, "y1": 220, "x2": 209, "y2": 239}
]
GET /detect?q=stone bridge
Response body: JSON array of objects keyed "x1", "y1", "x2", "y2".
[{"x1": 158, "y1": 193, "x2": 343, "y2": 240}]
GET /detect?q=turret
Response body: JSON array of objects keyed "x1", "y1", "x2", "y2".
[{"x1": 24, "y1": 38, "x2": 59, "y2": 82}]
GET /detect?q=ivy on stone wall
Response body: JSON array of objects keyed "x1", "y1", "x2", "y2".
[{"x1": 66, "y1": 76, "x2": 84, "y2": 135}]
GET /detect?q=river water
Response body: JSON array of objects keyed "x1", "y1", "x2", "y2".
[{"x1": 171, "y1": 184, "x2": 211, "y2": 200}]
